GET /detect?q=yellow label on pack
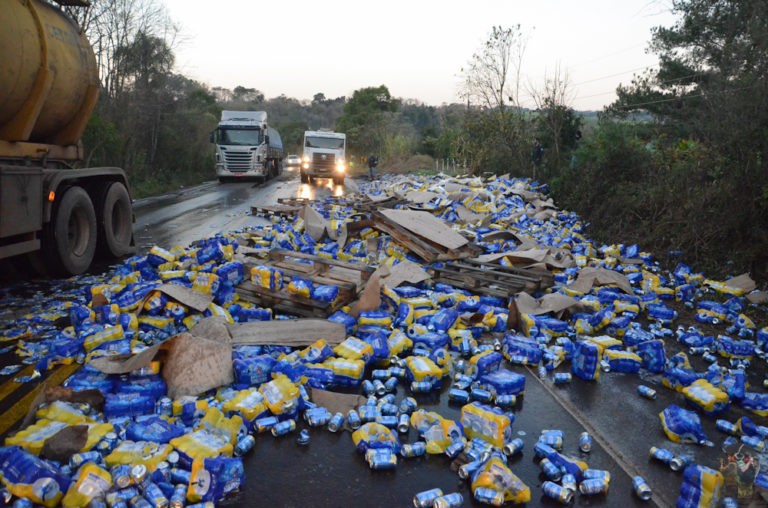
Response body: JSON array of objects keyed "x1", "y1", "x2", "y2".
[{"x1": 61, "y1": 463, "x2": 112, "y2": 508}]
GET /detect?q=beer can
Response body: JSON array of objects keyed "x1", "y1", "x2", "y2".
[
  {"x1": 579, "y1": 431, "x2": 593, "y2": 453},
  {"x1": 433, "y1": 492, "x2": 463, "y2": 508},
  {"x1": 670, "y1": 454, "x2": 693, "y2": 471},
  {"x1": 637, "y1": 385, "x2": 657, "y2": 400},
  {"x1": 366, "y1": 449, "x2": 397, "y2": 470},
  {"x1": 271, "y1": 419, "x2": 296, "y2": 437},
  {"x1": 542, "y1": 480, "x2": 574, "y2": 504},
  {"x1": 741, "y1": 435, "x2": 766, "y2": 452},
  {"x1": 11, "y1": 498, "x2": 33, "y2": 508},
  {"x1": 305, "y1": 408, "x2": 331, "y2": 427},
  {"x1": 413, "y1": 488, "x2": 443, "y2": 508},
  {"x1": 372, "y1": 369, "x2": 390, "y2": 380},
  {"x1": 379, "y1": 402, "x2": 398, "y2": 416},
  {"x1": 470, "y1": 387, "x2": 493, "y2": 403},
  {"x1": 296, "y1": 429, "x2": 310, "y2": 445},
  {"x1": 390, "y1": 366, "x2": 407, "y2": 379},
  {"x1": 359, "y1": 405, "x2": 379, "y2": 423},
  {"x1": 715, "y1": 419, "x2": 738, "y2": 435},
  {"x1": 583, "y1": 469, "x2": 610, "y2": 482},
  {"x1": 107, "y1": 487, "x2": 139, "y2": 506},
  {"x1": 399, "y1": 397, "x2": 418, "y2": 414},
  {"x1": 553, "y1": 373, "x2": 572, "y2": 384},
  {"x1": 155, "y1": 397, "x2": 172, "y2": 416},
  {"x1": 444, "y1": 441, "x2": 465, "y2": 458},
  {"x1": 397, "y1": 414, "x2": 410, "y2": 434},
  {"x1": 649, "y1": 446, "x2": 674, "y2": 464},
  {"x1": 142, "y1": 482, "x2": 168, "y2": 508},
  {"x1": 111, "y1": 464, "x2": 134, "y2": 489},
  {"x1": 632, "y1": 475, "x2": 652, "y2": 501},
  {"x1": 561, "y1": 473, "x2": 577, "y2": 493},
  {"x1": 151, "y1": 461, "x2": 170, "y2": 484},
  {"x1": 253, "y1": 416, "x2": 279, "y2": 433},
  {"x1": 131, "y1": 464, "x2": 148, "y2": 487},
  {"x1": 458, "y1": 459, "x2": 484, "y2": 479},
  {"x1": 502, "y1": 438, "x2": 524, "y2": 457},
  {"x1": 400, "y1": 442, "x2": 426, "y2": 458},
  {"x1": 347, "y1": 409, "x2": 362, "y2": 430},
  {"x1": 169, "y1": 468, "x2": 191, "y2": 485},
  {"x1": 494, "y1": 394, "x2": 516, "y2": 407},
  {"x1": 234, "y1": 434, "x2": 256, "y2": 456},
  {"x1": 328, "y1": 412, "x2": 345, "y2": 432},
  {"x1": 473, "y1": 487, "x2": 504, "y2": 506},
  {"x1": 129, "y1": 495, "x2": 153, "y2": 508},
  {"x1": 169, "y1": 484, "x2": 186, "y2": 508},
  {"x1": 69, "y1": 450, "x2": 102, "y2": 469},
  {"x1": 579, "y1": 478, "x2": 609, "y2": 495},
  {"x1": 539, "y1": 458, "x2": 562, "y2": 481},
  {"x1": 373, "y1": 379, "x2": 387, "y2": 396},
  {"x1": 362, "y1": 380, "x2": 375, "y2": 396},
  {"x1": 410, "y1": 381, "x2": 433, "y2": 393},
  {"x1": 448, "y1": 388, "x2": 470, "y2": 404},
  {"x1": 377, "y1": 415, "x2": 398, "y2": 429},
  {"x1": 384, "y1": 377, "x2": 399, "y2": 392}
]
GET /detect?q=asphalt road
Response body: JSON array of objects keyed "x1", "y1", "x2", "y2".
[{"x1": 0, "y1": 169, "x2": 753, "y2": 507}]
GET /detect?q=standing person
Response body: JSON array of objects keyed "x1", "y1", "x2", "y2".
[
  {"x1": 531, "y1": 138, "x2": 544, "y2": 178},
  {"x1": 367, "y1": 154, "x2": 378, "y2": 181}
]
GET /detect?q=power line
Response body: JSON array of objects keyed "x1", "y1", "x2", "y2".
[{"x1": 613, "y1": 82, "x2": 762, "y2": 109}]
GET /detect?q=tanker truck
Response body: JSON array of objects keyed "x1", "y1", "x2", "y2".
[{"x1": 0, "y1": 0, "x2": 134, "y2": 275}]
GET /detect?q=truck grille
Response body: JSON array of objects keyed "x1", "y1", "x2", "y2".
[
  {"x1": 312, "y1": 153, "x2": 336, "y2": 172},
  {"x1": 224, "y1": 150, "x2": 252, "y2": 172}
]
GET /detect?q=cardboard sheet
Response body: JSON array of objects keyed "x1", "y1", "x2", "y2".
[
  {"x1": 378, "y1": 260, "x2": 431, "y2": 289},
  {"x1": 405, "y1": 190, "x2": 440, "y2": 204},
  {"x1": 227, "y1": 319, "x2": 347, "y2": 346},
  {"x1": 515, "y1": 292, "x2": 582, "y2": 316},
  {"x1": 301, "y1": 204, "x2": 332, "y2": 241},
  {"x1": 721, "y1": 273, "x2": 757, "y2": 293},
  {"x1": 138, "y1": 283, "x2": 213, "y2": 314},
  {"x1": 308, "y1": 388, "x2": 366, "y2": 416},
  {"x1": 455, "y1": 205, "x2": 486, "y2": 225},
  {"x1": 566, "y1": 267, "x2": 634, "y2": 295},
  {"x1": 163, "y1": 333, "x2": 233, "y2": 398},
  {"x1": 380, "y1": 209, "x2": 468, "y2": 250},
  {"x1": 349, "y1": 272, "x2": 383, "y2": 318}
]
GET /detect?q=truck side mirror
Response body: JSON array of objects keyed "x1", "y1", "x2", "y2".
[
  {"x1": 209, "y1": 130, "x2": 215, "y2": 143},
  {"x1": 265, "y1": 135, "x2": 270, "y2": 144}
]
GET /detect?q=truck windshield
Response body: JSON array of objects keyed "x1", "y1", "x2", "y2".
[
  {"x1": 219, "y1": 128, "x2": 262, "y2": 146},
  {"x1": 305, "y1": 136, "x2": 344, "y2": 149}
]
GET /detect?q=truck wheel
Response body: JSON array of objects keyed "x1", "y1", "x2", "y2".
[
  {"x1": 98, "y1": 182, "x2": 133, "y2": 257},
  {"x1": 300, "y1": 172, "x2": 309, "y2": 183},
  {"x1": 47, "y1": 186, "x2": 97, "y2": 275}
]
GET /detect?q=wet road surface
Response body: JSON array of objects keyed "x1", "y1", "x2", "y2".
[{"x1": 0, "y1": 170, "x2": 747, "y2": 507}]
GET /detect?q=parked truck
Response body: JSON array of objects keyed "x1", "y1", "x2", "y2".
[
  {"x1": 301, "y1": 130, "x2": 346, "y2": 185},
  {"x1": 211, "y1": 111, "x2": 284, "y2": 183},
  {"x1": 0, "y1": 0, "x2": 134, "y2": 275}
]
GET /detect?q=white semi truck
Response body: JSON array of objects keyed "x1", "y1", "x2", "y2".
[
  {"x1": 211, "y1": 111, "x2": 284, "y2": 183},
  {"x1": 301, "y1": 130, "x2": 346, "y2": 185}
]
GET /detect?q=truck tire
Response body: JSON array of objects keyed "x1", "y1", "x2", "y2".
[
  {"x1": 98, "y1": 182, "x2": 133, "y2": 257},
  {"x1": 300, "y1": 171, "x2": 309, "y2": 183},
  {"x1": 47, "y1": 186, "x2": 97, "y2": 275}
]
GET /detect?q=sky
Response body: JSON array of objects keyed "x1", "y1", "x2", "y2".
[{"x1": 163, "y1": 0, "x2": 677, "y2": 111}]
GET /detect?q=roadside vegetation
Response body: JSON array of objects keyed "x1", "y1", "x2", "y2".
[{"x1": 73, "y1": 0, "x2": 767, "y2": 282}]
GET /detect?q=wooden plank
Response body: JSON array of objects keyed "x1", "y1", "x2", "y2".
[{"x1": 379, "y1": 209, "x2": 469, "y2": 250}]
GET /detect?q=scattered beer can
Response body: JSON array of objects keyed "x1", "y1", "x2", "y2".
[
  {"x1": 632, "y1": 475, "x2": 653, "y2": 501},
  {"x1": 542, "y1": 480, "x2": 574, "y2": 504},
  {"x1": 579, "y1": 431, "x2": 593, "y2": 453},
  {"x1": 413, "y1": 488, "x2": 443, "y2": 508}
]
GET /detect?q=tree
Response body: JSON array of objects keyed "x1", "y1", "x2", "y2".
[
  {"x1": 336, "y1": 85, "x2": 400, "y2": 156},
  {"x1": 457, "y1": 26, "x2": 532, "y2": 174},
  {"x1": 459, "y1": 25, "x2": 528, "y2": 110},
  {"x1": 530, "y1": 65, "x2": 581, "y2": 173}
]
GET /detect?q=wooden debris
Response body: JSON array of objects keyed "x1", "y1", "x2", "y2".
[{"x1": 429, "y1": 258, "x2": 553, "y2": 298}]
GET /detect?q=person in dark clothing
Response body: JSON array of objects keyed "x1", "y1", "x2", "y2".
[
  {"x1": 367, "y1": 154, "x2": 378, "y2": 181},
  {"x1": 531, "y1": 138, "x2": 544, "y2": 178}
]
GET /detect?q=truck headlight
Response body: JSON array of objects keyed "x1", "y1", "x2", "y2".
[{"x1": 336, "y1": 162, "x2": 345, "y2": 173}]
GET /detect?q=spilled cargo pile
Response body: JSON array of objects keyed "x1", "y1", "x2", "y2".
[{"x1": 1, "y1": 174, "x2": 768, "y2": 507}]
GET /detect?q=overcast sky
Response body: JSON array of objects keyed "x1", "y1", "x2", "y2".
[{"x1": 163, "y1": 0, "x2": 677, "y2": 111}]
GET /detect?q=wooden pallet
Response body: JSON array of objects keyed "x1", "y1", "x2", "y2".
[
  {"x1": 429, "y1": 259, "x2": 553, "y2": 298},
  {"x1": 236, "y1": 250, "x2": 374, "y2": 317},
  {"x1": 250, "y1": 203, "x2": 302, "y2": 218}
]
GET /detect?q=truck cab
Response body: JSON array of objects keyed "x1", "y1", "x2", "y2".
[
  {"x1": 301, "y1": 130, "x2": 346, "y2": 185},
  {"x1": 211, "y1": 111, "x2": 284, "y2": 183}
]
